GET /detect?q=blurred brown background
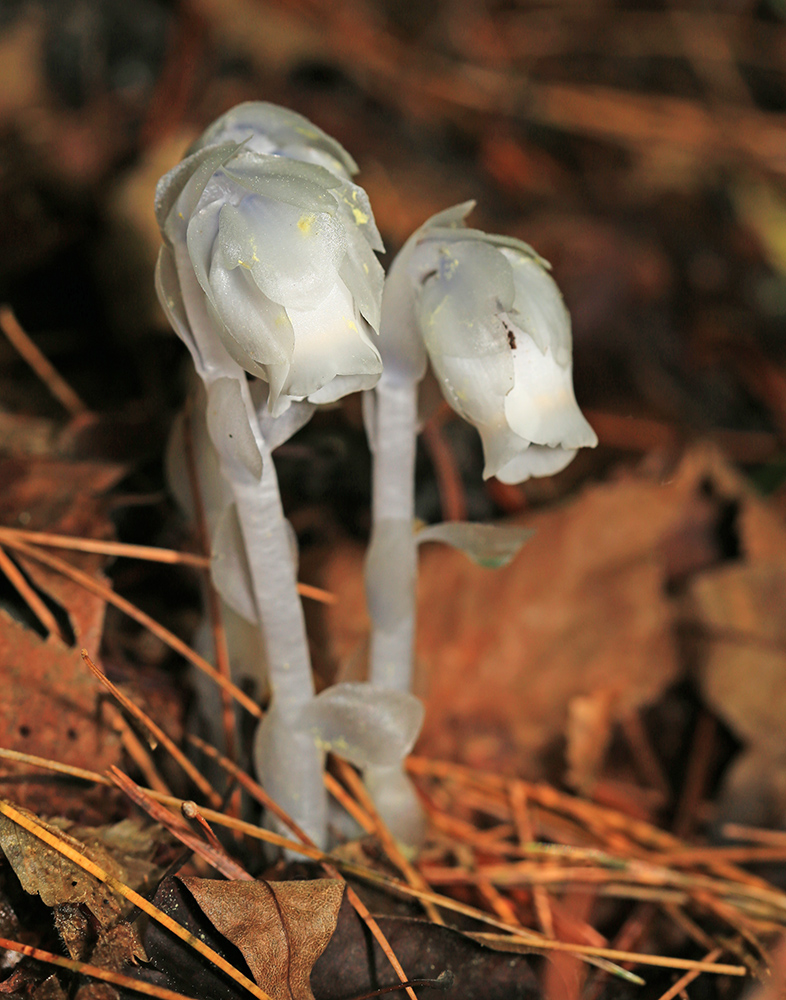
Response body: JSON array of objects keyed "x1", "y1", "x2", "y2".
[
  {"x1": 3, "y1": 0, "x2": 786, "y2": 440},
  {"x1": 4, "y1": 0, "x2": 786, "y2": 823}
]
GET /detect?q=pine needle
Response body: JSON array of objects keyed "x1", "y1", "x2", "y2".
[{"x1": 0, "y1": 800, "x2": 272, "y2": 1000}]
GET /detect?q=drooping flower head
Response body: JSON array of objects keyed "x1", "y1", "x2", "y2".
[
  {"x1": 404, "y1": 204, "x2": 597, "y2": 482},
  {"x1": 155, "y1": 102, "x2": 384, "y2": 414}
]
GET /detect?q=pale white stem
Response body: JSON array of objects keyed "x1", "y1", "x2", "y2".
[
  {"x1": 364, "y1": 241, "x2": 430, "y2": 845},
  {"x1": 366, "y1": 374, "x2": 419, "y2": 693},
  {"x1": 174, "y1": 243, "x2": 327, "y2": 847}
]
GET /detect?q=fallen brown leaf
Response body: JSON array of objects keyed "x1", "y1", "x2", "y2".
[
  {"x1": 180, "y1": 877, "x2": 344, "y2": 1000},
  {"x1": 0, "y1": 454, "x2": 126, "y2": 648},
  {"x1": 139, "y1": 874, "x2": 540, "y2": 1000},
  {"x1": 0, "y1": 613, "x2": 119, "y2": 814},
  {"x1": 306, "y1": 443, "x2": 780, "y2": 786}
]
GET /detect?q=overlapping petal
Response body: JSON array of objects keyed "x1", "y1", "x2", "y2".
[
  {"x1": 412, "y1": 209, "x2": 597, "y2": 482},
  {"x1": 155, "y1": 104, "x2": 385, "y2": 413}
]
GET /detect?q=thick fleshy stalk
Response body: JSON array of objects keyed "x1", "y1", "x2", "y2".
[
  {"x1": 167, "y1": 241, "x2": 328, "y2": 847},
  {"x1": 366, "y1": 375, "x2": 419, "y2": 692},
  {"x1": 363, "y1": 232, "x2": 430, "y2": 845}
]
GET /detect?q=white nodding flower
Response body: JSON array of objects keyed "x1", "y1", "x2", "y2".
[
  {"x1": 411, "y1": 206, "x2": 597, "y2": 483},
  {"x1": 155, "y1": 102, "x2": 384, "y2": 415}
]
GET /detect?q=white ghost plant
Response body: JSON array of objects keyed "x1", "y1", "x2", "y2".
[
  {"x1": 363, "y1": 204, "x2": 597, "y2": 843},
  {"x1": 157, "y1": 102, "x2": 385, "y2": 416},
  {"x1": 156, "y1": 101, "x2": 597, "y2": 853},
  {"x1": 156, "y1": 103, "x2": 421, "y2": 850}
]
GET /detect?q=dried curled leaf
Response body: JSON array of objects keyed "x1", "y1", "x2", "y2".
[
  {"x1": 180, "y1": 876, "x2": 344, "y2": 1000},
  {"x1": 0, "y1": 806, "x2": 148, "y2": 961}
]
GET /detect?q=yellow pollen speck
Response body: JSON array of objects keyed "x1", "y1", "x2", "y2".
[
  {"x1": 344, "y1": 315, "x2": 358, "y2": 332},
  {"x1": 237, "y1": 259, "x2": 251, "y2": 270},
  {"x1": 352, "y1": 207, "x2": 369, "y2": 225},
  {"x1": 363, "y1": 263, "x2": 369, "y2": 273},
  {"x1": 298, "y1": 214, "x2": 316, "y2": 234}
]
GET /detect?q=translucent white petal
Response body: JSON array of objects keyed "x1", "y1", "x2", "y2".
[
  {"x1": 307, "y1": 371, "x2": 381, "y2": 405},
  {"x1": 505, "y1": 337, "x2": 598, "y2": 449},
  {"x1": 338, "y1": 233, "x2": 384, "y2": 331},
  {"x1": 335, "y1": 181, "x2": 384, "y2": 252},
  {"x1": 266, "y1": 363, "x2": 294, "y2": 416},
  {"x1": 249, "y1": 381, "x2": 316, "y2": 447},
  {"x1": 222, "y1": 152, "x2": 341, "y2": 214},
  {"x1": 218, "y1": 197, "x2": 345, "y2": 311},
  {"x1": 155, "y1": 246, "x2": 202, "y2": 370},
  {"x1": 300, "y1": 682, "x2": 425, "y2": 767},
  {"x1": 194, "y1": 101, "x2": 358, "y2": 177},
  {"x1": 205, "y1": 376, "x2": 263, "y2": 479},
  {"x1": 281, "y1": 280, "x2": 383, "y2": 399},
  {"x1": 421, "y1": 200, "x2": 476, "y2": 230},
  {"x1": 476, "y1": 420, "x2": 530, "y2": 481},
  {"x1": 418, "y1": 239, "x2": 515, "y2": 360},
  {"x1": 186, "y1": 200, "x2": 222, "y2": 305},
  {"x1": 499, "y1": 248, "x2": 571, "y2": 362},
  {"x1": 495, "y1": 444, "x2": 578, "y2": 484},
  {"x1": 207, "y1": 249, "x2": 295, "y2": 372},
  {"x1": 427, "y1": 350, "x2": 512, "y2": 430},
  {"x1": 416, "y1": 521, "x2": 532, "y2": 568},
  {"x1": 155, "y1": 142, "x2": 239, "y2": 244},
  {"x1": 211, "y1": 504, "x2": 258, "y2": 623}
]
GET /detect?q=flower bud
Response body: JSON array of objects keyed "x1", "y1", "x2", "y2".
[
  {"x1": 155, "y1": 103, "x2": 385, "y2": 414},
  {"x1": 413, "y1": 211, "x2": 597, "y2": 482}
]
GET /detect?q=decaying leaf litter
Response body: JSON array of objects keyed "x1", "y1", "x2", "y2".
[{"x1": 4, "y1": 1, "x2": 786, "y2": 998}]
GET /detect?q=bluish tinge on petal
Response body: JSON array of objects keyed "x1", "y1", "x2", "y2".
[
  {"x1": 157, "y1": 103, "x2": 386, "y2": 413},
  {"x1": 222, "y1": 152, "x2": 342, "y2": 214},
  {"x1": 192, "y1": 101, "x2": 359, "y2": 178},
  {"x1": 155, "y1": 142, "x2": 240, "y2": 244}
]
